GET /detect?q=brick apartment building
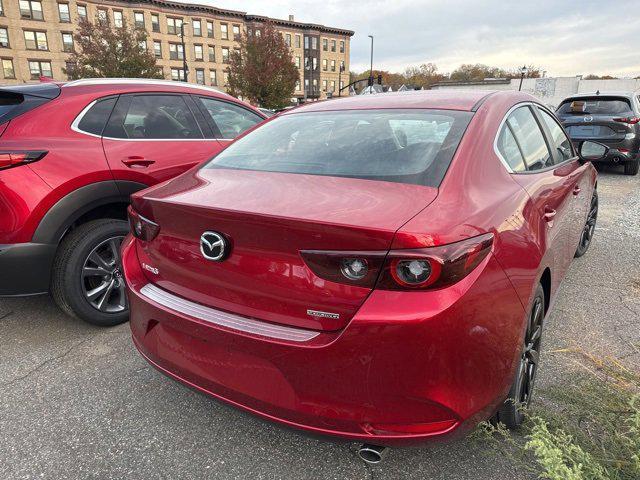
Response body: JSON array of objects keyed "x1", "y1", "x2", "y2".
[{"x1": 0, "y1": 0, "x2": 353, "y2": 101}]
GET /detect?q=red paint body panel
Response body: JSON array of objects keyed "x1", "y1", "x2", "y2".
[{"x1": 125, "y1": 90, "x2": 597, "y2": 444}]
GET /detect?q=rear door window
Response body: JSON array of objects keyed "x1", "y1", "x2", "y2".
[
  {"x1": 76, "y1": 97, "x2": 117, "y2": 136},
  {"x1": 105, "y1": 94, "x2": 203, "y2": 139},
  {"x1": 537, "y1": 108, "x2": 574, "y2": 163},
  {"x1": 506, "y1": 106, "x2": 553, "y2": 171},
  {"x1": 557, "y1": 97, "x2": 633, "y2": 116},
  {"x1": 496, "y1": 124, "x2": 526, "y2": 172},
  {"x1": 196, "y1": 96, "x2": 263, "y2": 139}
]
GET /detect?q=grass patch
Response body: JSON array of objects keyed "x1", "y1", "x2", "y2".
[{"x1": 476, "y1": 349, "x2": 640, "y2": 480}]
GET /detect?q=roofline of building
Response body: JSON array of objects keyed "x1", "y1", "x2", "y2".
[{"x1": 118, "y1": 0, "x2": 355, "y2": 36}]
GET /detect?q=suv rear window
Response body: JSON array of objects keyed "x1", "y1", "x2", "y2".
[
  {"x1": 204, "y1": 109, "x2": 472, "y2": 187},
  {"x1": 557, "y1": 97, "x2": 633, "y2": 116}
]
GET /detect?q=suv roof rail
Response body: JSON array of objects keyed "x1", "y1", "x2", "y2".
[{"x1": 63, "y1": 78, "x2": 230, "y2": 97}]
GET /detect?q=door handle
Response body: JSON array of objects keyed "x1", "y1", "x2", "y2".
[
  {"x1": 543, "y1": 207, "x2": 557, "y2": 222},
  {"x1": 122, "y1": 156, "x2": 155, "y2": 168},
  {"x1": 573, "y1": 186, "x2": 581, "y2": 196}
]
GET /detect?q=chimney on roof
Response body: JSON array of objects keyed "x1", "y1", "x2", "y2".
[{"x1": 289, "y1": 15, "x2": 294, "y2": 21}]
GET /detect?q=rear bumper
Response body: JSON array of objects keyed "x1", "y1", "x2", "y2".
[
  {"x1": 123, "y1": 236, "x2": 526, "y2": 446},
  {"x1": 0, "y1": 242, "x2": 56, "y2": 296}
]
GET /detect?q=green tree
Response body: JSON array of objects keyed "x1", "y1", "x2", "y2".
[
  {"x1": 226, "y1": 21, "x2": 299, "y2": 109},
  {"x1": 65, "y1": 16, "x2": 161, "y2": 79}
]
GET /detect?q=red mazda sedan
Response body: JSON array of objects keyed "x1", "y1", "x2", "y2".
[{"x1": 123, "y1": 90, "x2": 603, "y2": 450}]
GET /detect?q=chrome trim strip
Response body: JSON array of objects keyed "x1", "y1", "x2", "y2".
[
  {"x1": 71, "y1": 99, "x2": 102, "y2": 138},
  {"x1": 139, "y1": 283, "x2": 320, "y2": 342}
]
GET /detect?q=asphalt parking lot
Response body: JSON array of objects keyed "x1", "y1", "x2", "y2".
[{"x1": 1, "y1": 166, "x2": 638, "y2": 480}]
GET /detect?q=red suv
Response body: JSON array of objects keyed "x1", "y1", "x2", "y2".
[{"x1": 0, "y1": 79, "x2": 265, "y2": 326}]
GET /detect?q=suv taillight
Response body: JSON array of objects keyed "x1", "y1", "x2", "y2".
[
  {"x1": 300, "y1": 233, "x2": 494, "y2": 291},
  {"x1": 613, "y1": 117, "x2": 640, "y2": 125},
  {"x1": 0, "y1": 150, "x2": 47, "y2": 170},
  {"x1": 128, "y1": 206, "x2": 160, "y2": 241}
]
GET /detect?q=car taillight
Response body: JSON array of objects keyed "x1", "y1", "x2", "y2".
[
  {"x1": 0, "y1": 150, "x2": 47, "y2": 170},
  {"x1": 613, "y1": 117, "x2": 640, "y2": 124},
  {"x1": 300, "y1": 233, "x2": 494, "y2": 291},
  {"x1": 127, "y1": 206, "x2": 160, "y2": 241}
]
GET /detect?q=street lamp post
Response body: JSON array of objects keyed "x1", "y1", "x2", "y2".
[
  {"x1": 518, "y1": 65, "x2": 528, "y2": 91},
  {"x1": 368, "y1": 35, "x2": 374, "y2": 87},
  {"x1": 179, "y1": 22, "x2": 189, "y2": 82}
]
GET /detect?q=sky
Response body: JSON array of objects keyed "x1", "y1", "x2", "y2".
[{"x1": 176, "y1": 0, "x2": 640, "y2": 78}]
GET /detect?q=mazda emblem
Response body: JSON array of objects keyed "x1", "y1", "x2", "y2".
[
  {"x1": 200, "y1": 231, "x2": 228, "y2": 261},
  {"x1": 584, "y1": 115, "x2": 593, "y2": 122}
]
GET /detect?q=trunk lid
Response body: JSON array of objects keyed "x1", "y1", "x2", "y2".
[{"x1": 134, "y1": 169, "x2": 438, "y2": 331}]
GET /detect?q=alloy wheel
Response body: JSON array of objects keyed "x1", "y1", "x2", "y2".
[
  {"x1": 518, "y1": 296, "x2": 543, "y2": 406},
  {"x1": 81, "y1": 236, "x2": 127, "y2": 313},
  {"x1": 579, "y1": 192, "x2": 598, "y2": 251}
]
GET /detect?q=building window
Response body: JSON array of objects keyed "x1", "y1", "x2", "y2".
[
  {"x1": 221, "y1": 47, "x2": 229, "y2": 63},
  {"x1": 331, "y1": 80, "x2": 335, "y2": 92},
  {"x1": 220, "y1": 23, "x2": 228, "y2": 40},
  {"x1": 20, "y1": 0, "x2": 43, "y2": 20},
  {"x1": 64, "y1": 61, "x2": 76, "y2": 79},
  {"x1": 194, "y1": 44, "x2": 203, "y2": 61},
  {"x1": 209, "y1": 69, "x2": 217, "y2": 85},
  {"x1": 322, "y1": 38, "x2": 327, "y2": 51},
  {"x1": 295, "y1": 80, "x2": 300, "y2": 91},
  {"x1": 208, "y1": 45, "x2": 215, "y2": 62},
  {"x1": 0, "y1": 27, "x2": 8, "y2": 48},
  {"x1": 77, "y1": 4, "x2": 87, "y2": 21},
  {"x1": 24, "y1": 30, "x2": 47, "y2": 51},
  {"x1": 322, "y1": 79, "x2": 327, "y2": 92},
  {"x1": 138, "y1": 40, "x2": 147, "y2": 51},
  {"x1": 2, "y1": 58, "x2": 14, "y2": 78},
  {"x1": 331, "y1": 60, "x2": 335, "y2": 72},
  {"x1": 223, "y1": 71, "x2": 228, "y2": 85},
  {"x1": 285, "y1": 33, "x2": 291, "y2": 47},
  {"x1": 232, "y1": 24, "x2": 240, "y2": 40},
  {"x1": 322, "y1": 59, "x2": 327, "y2": 71},
  {"x1": 340, "y1": 60, "x2": 345, "y2": 71},
  {"x1": 170, "y1": 67, "x2": 185, "y2": 81},
  {"x1": 113, "y1": 11, "x2": 123, "y2": 28},
  {"x1": 151, "y1": 13, "x2": 160, "y2": 32},
  {"x1": 255, "y1": 29, "x2": 261, "y2": 37},
  {"x1": 313, "y1": 78, "x2": 318, "y2": 90},
  {"x1": 61, "y1": 32, "x2": 73, "y2": 52},
  {"x1": 294, "y1": 56, "x2": 300, "y2": 68},
  {"x1": 340, "y1": 80, "x2": 344, "y2": 90},
  {"x1": 195, "y1": 68, "x2": 205, "y2": 85},
  {"x1": 339, "y1": 40, "x2": 344, "y2": 53},
  {"x1": 0, "y1": 0, "x2": 3, "y2": 16},
  {"x1": 29, "y1": 60, "x2": 52, "y2": 79},
  {"x1": 153, "y1": 40, "x2": 161, "y2": 58},
  {"x1": 312, "y1": 57, "x2": 317, "y2": 71},
  {"x1": 169, "y1": 43, "x2": 184, "y2": 60},
  {"x1": 134, "y1": 12, "x2": 145, "y2": 29},
  {"x1": 58, "y1": 3, "x2": 70, "y2": 22},
  {"x1": 192, "y1": 19, "x2": 201, "y2": 36},
  {"x1": 206, "y1": 21, "x2": 214, "y2": 38},
  {"x1": 304, "y1": 78, "x2": 309, "y2": 90},
  {"x1": 311, "y1": 37, "x2": 317, "y2": 49},
  {"x1": 97, "y1": 9, "x2": 108, "y2": 25},
  {"x1": 167, "y1": 17, "x2": 182, "y2": 35},
  {"x1": 295, "y1": 34, "x2": 300, "y2": 48},
  {"x1": 331, "y1": 40, "x2": 336, "y2": 52},
  {"x1": 303, "y1": 36, "x2": 309, "y2": 49}
]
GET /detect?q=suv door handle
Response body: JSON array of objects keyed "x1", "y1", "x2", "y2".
[
  {"x1": 543, "y1": 207, "x2": 557, "y2": 222},
  {"x1": 122, "y1": 156, "x2": 155, "y2": 168},
  {"x1": 573, "y1": 186, "x2": 581, "y2": 196}
]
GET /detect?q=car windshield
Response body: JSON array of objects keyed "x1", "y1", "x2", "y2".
[
  {"x1": 557, "y1": 97, "x2": 633, "y2": 116},
  {"x1": 204, "y1": 109, "x2": 473, "y2": 187}
]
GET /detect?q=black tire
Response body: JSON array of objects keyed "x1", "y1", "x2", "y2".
[
  {"x1": 574, "y1": 190, "x2": 598, "y2": 258},
  {"x1": 51, "y1": 219, "x2": 130, "y2": 327},
  {"x1": 624, "y1": 160, "x2": 639, "y2": 176},
  {"x1": 493, "y1": 283, "x2": 544, "y2": 429}
]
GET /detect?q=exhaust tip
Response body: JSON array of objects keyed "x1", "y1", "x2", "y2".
[{"x1": 357, "y1": 444, "x2": 386, "y2": 464}]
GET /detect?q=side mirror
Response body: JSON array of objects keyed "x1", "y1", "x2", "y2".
[{"x1": 578, "y1": 140, "x2": 609, "y2": 162}]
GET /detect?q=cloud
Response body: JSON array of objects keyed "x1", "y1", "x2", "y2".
[{"x1": 177, "y1": 0, "x2": 640, "y2": 77}]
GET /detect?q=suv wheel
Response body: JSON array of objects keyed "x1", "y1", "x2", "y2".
[
  {"x1": 624, "y1": 159, "x2": 639, "y2": 176},
  {"x1": 492, "y1": 283, "x2": 544, "y2": 429},
  {"x1": 52, "y1": 219, "x2": 129, "y2": 326}
]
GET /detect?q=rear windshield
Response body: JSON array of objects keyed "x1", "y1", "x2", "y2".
[
  {"x1": 557, "y1": 97, "x2": 633, "y2": 116},
  {"x1": 204, "y1": 109, "x2": 472, "y2": 187},
  {"x1": 0, "y1": 93, "x2": 23, "y2": 123}
]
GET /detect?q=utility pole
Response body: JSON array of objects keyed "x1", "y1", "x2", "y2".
[{"x1": 368, "y1": 35, "x2": 374, "y2": 86}]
